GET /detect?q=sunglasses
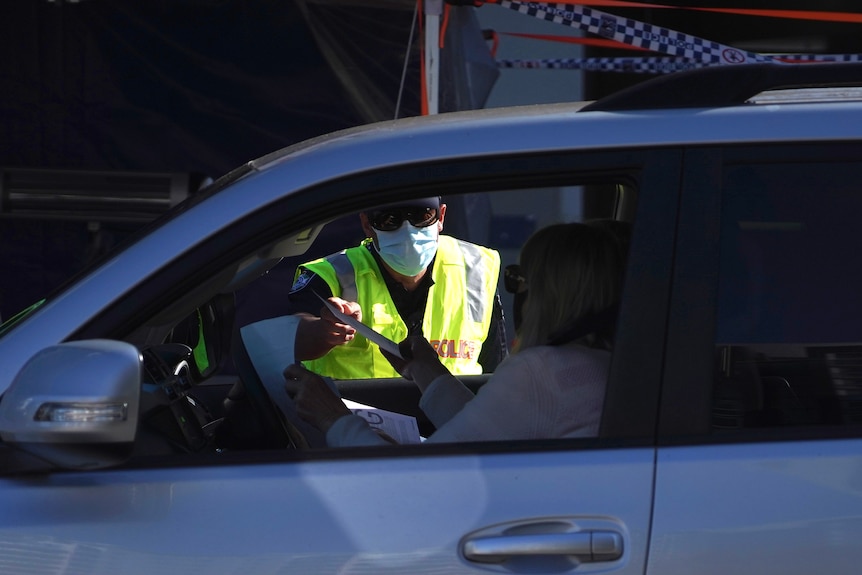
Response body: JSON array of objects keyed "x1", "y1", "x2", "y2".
[
  {"x1": 504, "y1": 264, "x2": 528, "y2": 294},
  {"x1": 368, "y1": 206, "x2": 439, "y2": 232}
]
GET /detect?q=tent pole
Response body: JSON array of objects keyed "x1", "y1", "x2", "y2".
[{"x1": 424, "y1": 0, "x2": 443, "y2": 115}]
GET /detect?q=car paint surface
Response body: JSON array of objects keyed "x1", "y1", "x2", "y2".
[
  {"x1": 651, "y1": 439, "x2": 862, "y2": 575},
  {"x1": 0, "y1": 448, "x2": 654, "y2": 574}
]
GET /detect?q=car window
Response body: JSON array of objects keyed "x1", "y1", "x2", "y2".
[
  {"x1": 713, "y1": 159, "x2": 862, "y2": 432},
  {"x1": 132, "y1": 175, "x2": 643, "y2": 455}
]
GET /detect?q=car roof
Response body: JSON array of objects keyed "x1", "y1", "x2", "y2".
[
  {"x1": 230, "y1": 62, "x2": 862, "y2": 185},
  {"x1": 232, "y1": 97, "x2": 861, "y2": 196}
]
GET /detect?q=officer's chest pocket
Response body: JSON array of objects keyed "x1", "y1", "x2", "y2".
[
  {"x1": 370, "y1": 303, "x2": 397, "y2": 326},
  {"x1": 370, "y1": 303, "x2": 408, "y2": 343}
]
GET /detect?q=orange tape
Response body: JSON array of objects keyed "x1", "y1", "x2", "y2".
[
  {"x1": 488, "y1": 30, "x2": 500, "y2": 57},
  {"x1": 691, "y1": 7, "x2": 862, "y2": 24},
  {"x1": 441, "y1": 3, "x2": 450, "y2": 48},
  {"x1": 502, "y1": 31, "x2": 651, "y2": 51}
]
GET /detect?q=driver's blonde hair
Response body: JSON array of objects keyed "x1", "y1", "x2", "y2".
[{"x1": 514, "y1": 222, "x2": 624, "y2": 352}]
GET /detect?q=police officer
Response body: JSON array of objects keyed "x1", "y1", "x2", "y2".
[{"x1": 289, "y1": 196, "x2": 507, "y2": 379}]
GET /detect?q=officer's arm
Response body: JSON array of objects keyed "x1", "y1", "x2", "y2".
[
  {"x1": 289, "y1": 273, "x2": 363, "y2": 361},
  {"x1": 290, "y1": 270, "x2": 337, "y2": 361}
]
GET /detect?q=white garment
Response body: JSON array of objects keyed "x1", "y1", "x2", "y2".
[{"x1": 326, "y1": 342, "x2": 609, "y2": 447}]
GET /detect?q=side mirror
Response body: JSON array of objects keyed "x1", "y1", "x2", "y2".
[{"x1": 0, "y1": 340, "x2": 141, "y2": 470}]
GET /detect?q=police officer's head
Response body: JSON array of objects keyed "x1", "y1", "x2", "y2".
[{"x1": 361, "y1": 197, "x2": 446, "y2": 277}]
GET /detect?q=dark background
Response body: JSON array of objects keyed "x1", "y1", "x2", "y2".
[{"x1": 1, "y1": 0, "x2": 423, "y2": 321}]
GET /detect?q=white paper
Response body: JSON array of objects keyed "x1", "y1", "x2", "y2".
[
  {"x1": 315, "y1": 292, "x2": 402, "y2": 358},
  {"x1": 342, "y1": 399, "x2": 422, "y2": 444},
  {"x1": 240, "y1": 315, "x2": 301, "y2": 391},
  {"x1": 240, "y1": 314, "x2": 419, "y2": 445},
  {"x1": 240, "y1": 315, "x2": 329, "y2": 447}
]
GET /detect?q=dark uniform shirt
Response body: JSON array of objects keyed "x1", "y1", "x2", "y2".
[{"x1": 288, "y1": 242, "x2": 508, "y2": 371}]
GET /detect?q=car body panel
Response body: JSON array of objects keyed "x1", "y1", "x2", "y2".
[
  {"x1": 0, "y1": 447, "x2": 655, "y2": 574},
  {"x1": 649, "y1": 440, "x2": 862, "y2": 575}
]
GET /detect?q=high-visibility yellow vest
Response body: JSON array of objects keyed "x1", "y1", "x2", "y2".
[{"x1": 298, "y1": 236, "x2": 500, "y2": 379}]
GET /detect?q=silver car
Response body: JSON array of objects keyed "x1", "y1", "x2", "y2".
[{"x1": 2, "y1": 63, "x2": 862, "y2": 574}]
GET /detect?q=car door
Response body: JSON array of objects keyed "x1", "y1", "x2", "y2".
[
  {"x1": 0, "y1": 147, "x2": 681, "y2": 574},
  {"x1": 651, "y1": 143, "x2": 862, "y2": 575}
]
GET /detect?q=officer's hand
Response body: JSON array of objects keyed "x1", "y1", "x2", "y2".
[
  {"x1": 320, "y1": 297, "x2": 362, "y2": 324},
  {"x1": 316, "y1": 297, "x2": 362, "y2": 347},
  {"x1": 284, "y1": 363, "x2": 351, "y2": 432}
]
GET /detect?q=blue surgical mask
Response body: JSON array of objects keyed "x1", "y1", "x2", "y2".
[{"x1": 374, "y1": 221, "x2": 438, "y2": 276}]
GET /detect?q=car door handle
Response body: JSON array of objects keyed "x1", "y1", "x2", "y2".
[{"x1": 462, "y1": 530, "x2": 623, "y2": 563}]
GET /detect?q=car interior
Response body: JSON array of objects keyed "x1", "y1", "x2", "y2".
[{"x1": 61, "y1": 182, "x2": 638, "y2": 460}]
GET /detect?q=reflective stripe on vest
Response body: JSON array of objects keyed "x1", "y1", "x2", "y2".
[
  {"x1": 327, "y1": 250, "x2": 357, "y2": 303},
  {"x1": 299, "y1": 236, "x2": 500, "y2": 379},
  {"x1": 461, "y1": 240, "x2": 491, "y2": 324}
]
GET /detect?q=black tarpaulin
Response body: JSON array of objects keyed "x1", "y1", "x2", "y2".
[{"x1": 0, "y1": 0, "x2": 498, "y2": 320}]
